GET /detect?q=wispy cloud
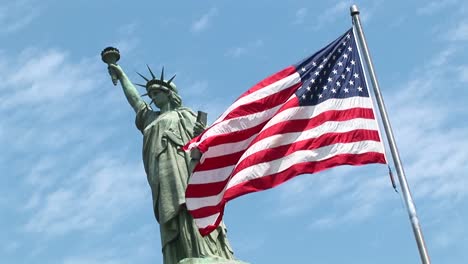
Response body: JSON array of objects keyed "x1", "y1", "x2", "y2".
[
  {"x1": 23, "y1": 156, "x2": 147, "y2": 236},
  {"x1": 293, "y1": 8, "x2": 308, "y2": 25},
  {"x1": 225, "y1": 40, "x2": 263, "y2": 58},
  {"x1": 191, "y1": 7, "x2": 218, "y2": 33},
  {"x1": 417, "y1": 0, "x2": 458, "y2": 15},
  {"x1": 447, "y1": 20, "x2": 468, "y2": 41},
  {"x1": 312, "y1": 1, "x2": 351, "y2": 30},
  {"x1": 0, "y1": 0, "x2": 40, "y2": 34}
]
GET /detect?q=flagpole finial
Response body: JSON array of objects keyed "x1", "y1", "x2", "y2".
[{"x1": 350, "y1": 5, "x2": 360, "y2": 16}]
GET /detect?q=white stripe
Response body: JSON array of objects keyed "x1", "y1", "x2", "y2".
[
  {"x1": 186, "y1": 190, "x2": 226, "y2": 211},
  {"x1": 193, "y1": 213, "x2": 220, "y2": 229},
  {"x1": 185, "y1": 104, "x2": 283, "y2": 152},
  {"x1": 193, "y1": 96, "x2": 373, "y2": 157},
  {"x1": 213, "y1": 72, "x2": 301, "y2": 124},
  {"x1": 186, "y1": 140, "x2": 384, "y2": 209},
  {"x1": 263, "y1": 96, "x2": 374, "y2": 131},
  {"x1": 238, "y1": 118, "x2": 379, "y2": 164},
  {"x1": 229, "y1": 140, "x2": 384, "y2": 188},
  {"x1": 191, "y1": 118, "x2": 378, "y2": 185},
  {"x1": 190, "y1": 165, "x2": 235, "y2": 184}
]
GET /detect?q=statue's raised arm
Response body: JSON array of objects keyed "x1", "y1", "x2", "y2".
[{"x1": 102, "y1": 47, "x2": 144, "y2": 113}]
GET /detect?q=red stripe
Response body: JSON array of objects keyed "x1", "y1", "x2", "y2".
[
  {"x1": 247, "y1": 107, "x2": 376, "y2": 151},
  {"x1": 194, "y1": 107, "x2": 375, "y2": 172},
  {"x1": 185, "y1": 70, "x2": 299, "y2": 151},
  {"x1": 224, "y1": 152, "x2": 386, "y2": 200},
  {"x1": 189, "y1": 152, "x2": 386, "y2": 221},
  {"x1": 223, "y1": 82, "x2": 301, "y2": 121},
  {"x1": 235, "y1": 66, "x2": 297, "y2": 100},
  {"x1": 186, "y1": 130, "x2": 381, "y2": 198}
]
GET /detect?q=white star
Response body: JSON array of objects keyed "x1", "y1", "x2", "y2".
[
  {"x1": 336, "y1": 81, "x2": 341, "y2": 87},
  {"x1": 301, "y1": 67, "x2": 306, "y2": 72},
  {"x1": 344, "y1": 88, "x2": 349, "y2": 93},
  {"x1": 331, "y1": 88, "x2": 337, "y2": 93},
  {"x1": 349, "y1": 80, "x2": 354, "y2": 85},
  {"x1": 311, "y1": 78, "x2": 316, "y2": 83},
  {"x1": 332, "y1": 69, "x2": 338, "y2": 74},
  {"x1": 357, "y1": 86, "x2": 363, "y2": 92},
  {"x1": 351, "y1": 60, "x2": 355, "y2": 65},
  {"x1": 353, "y1": 73, "x2": 359, "y2": 78},
  {"x1": 341, "y1": 74, "x2": 345, "y2": 79},
  {"x1": 327, "y1": 77, "x2": 332, "y2": 82},
  {"x1": 337, "y1": 62, "x2": 343, "y2": 67},
  {"x1": 338, "y1": 48, "x2": 342, "y2": 53},
  {"x1": 322, "y1": 57, "x2": 328, "y2": 62},
  {"x1": 312, "y1": 61, "x2": 317, "y2": 66},
  {"x1": 306, "y1": 86, "x2": 311, "y2": 91},
  {"x1": 346, "y1": 67, "x2": 351, "y2": 72},
  {"x1": 310, "y1": 94, "x2": 314, "y2": 99},
  {"x1": 302, "y1": 94, "x2": 306, "y2": 99},
  {"x1": 314, "y1": 71, "x2": 320, "y2": 76},
  {"x1": 318, "y1": 94, "x2": 323, "y2": 98},
  {"x1": 342, "y1": 41, "x2": 347, "y2": 46},
  {"x1": 346, "y1": 33, "x2": 351, "y2": 39},
  {"x1": 318, "y1": 78, "x2": 322, "y2": 82},
  {"x1": 348, "y1": 47, "x2": 352, "y2": 52},
  {"x1": 323, "y1": 85, "x2": 328, "y2": 90},
  {"x1": 343, "y1": 53, "x2": 348, "y2": 59},
  {"x1": 319, "y1": 64, "x2": 324, "y2": 69},
  {"x1": 332, "y1": 55, "x2": 336, "y2": 60},
  {"x1": 328, "y1": 63, "x2": 331, "y2": 67}
]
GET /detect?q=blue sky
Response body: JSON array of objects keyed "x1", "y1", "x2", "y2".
[{"x1": 1, "y1": 0, "x2": 468, "y2": 263}]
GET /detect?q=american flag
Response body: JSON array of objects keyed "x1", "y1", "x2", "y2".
[{"x1": 184, "y1": 28, "x2": 387, "y2": 235}]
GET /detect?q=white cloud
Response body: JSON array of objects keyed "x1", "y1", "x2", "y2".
[
  {"x1": 225, "y1": 40, "x2": 263, "y2": 58},
  {"x1": 447, "y1": 20, "x2": 468, "y2": 41},
  {"x1": 417, "y1": 0, "x2": 458, "y2": 15},
  {"x1": 0, "y1": 0, "x2": 40, "y2": 34},
  {"x1": 313, "y1": 1, "x2": 351, "y2": 30},
  {"x1": 23, "y1": 156, "x2": 147, "y2": 236},
  {"x1": 191, "y1": 8, "x2": 218, "y2": 33},
  {"x1": 293, "y1": 8, "x2": 308, "y2": 25}
]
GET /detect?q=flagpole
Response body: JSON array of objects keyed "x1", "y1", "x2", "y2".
[{"x1": 350, "y1": 5, "x2": 431, "y2": 264}]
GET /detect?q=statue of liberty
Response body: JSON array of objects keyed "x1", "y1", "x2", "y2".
[{"x1": 102, "y1": 47, "x2": 238, "y2": 264}]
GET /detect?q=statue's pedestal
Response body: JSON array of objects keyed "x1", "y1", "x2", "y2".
[{"x1": 178, "y1": 257, "x2": 249, "y2": 264}]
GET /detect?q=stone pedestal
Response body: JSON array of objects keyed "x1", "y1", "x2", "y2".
[{"x1": 178, "y1": 256, "x2": 249, "y2": 264}]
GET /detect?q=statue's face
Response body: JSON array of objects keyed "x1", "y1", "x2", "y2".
[{"x1": 149, "y1": 89, "x2": 170, "y2": 108}]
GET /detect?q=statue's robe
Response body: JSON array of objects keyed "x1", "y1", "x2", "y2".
[{"x1": 135, "y1": 103, "x2": 234, "y2": 264}]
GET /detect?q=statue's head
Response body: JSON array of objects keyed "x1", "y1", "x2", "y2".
[{"x1": 136, "y1": 66, "x2": 182, "y2": 108}]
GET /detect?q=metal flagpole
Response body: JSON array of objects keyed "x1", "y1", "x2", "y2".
[{"x1": 349, "y1": 5, "x2": 431, "y2": 264}]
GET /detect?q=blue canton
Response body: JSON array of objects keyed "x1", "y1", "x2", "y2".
[{"x1": 295, "y1": 28, "x2": 369, "y2": 106}]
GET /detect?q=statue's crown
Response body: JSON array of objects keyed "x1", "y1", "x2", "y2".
[{"x1": 135, "y1": 65, "x2": 177, "y2": 94}]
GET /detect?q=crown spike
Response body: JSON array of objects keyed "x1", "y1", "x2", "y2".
[
  {"x1": 136, "y1": 72, "x2": 149, "y2": 82},
  {"x1": 147, "y1": 64, "x2": 156, "y2": 79},
  {"x1": 135, "y1": 83, "x2": 147, "y2": 88},
  {"x1": 141, "y1": 93, "x2": 148, "y2": 97},
  {"x1": 160, "y1": 67, "x2": 165, "y2": 81},
  {"x1": 167, "y1": 74, "x2": 176, "y2": 84}
]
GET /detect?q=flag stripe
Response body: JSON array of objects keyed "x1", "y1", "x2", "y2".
[
  {"x1": 186, "y1": 140, "x2": 384, "y2": 211},
  {"x1": 194, "y1": 96, "x2": 374, "y2": 163},
  {"x1": 190, "y1": 151, "x2": 386, "y2": 222},
  {"x1": 186, "y1": 129, "x2": 381, "y2": 198},
  {"x1": 213, "y1": 68, "x2": 299, "y2": 123},
  {"x1": 193, "y1": 111, "x2": 376, "y2": 173}
]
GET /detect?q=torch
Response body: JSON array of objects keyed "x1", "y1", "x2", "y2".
[{"x1": 101, "y1": 47, "x2": 120, "y2": 86}]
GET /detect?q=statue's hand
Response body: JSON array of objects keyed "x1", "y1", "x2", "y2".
[
  {"x1": 107, "y1": 63, "x2": 124, "y2": 83},
  {"x1": 193, "y1": 121, "x2": 205, "y2": 137}
]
